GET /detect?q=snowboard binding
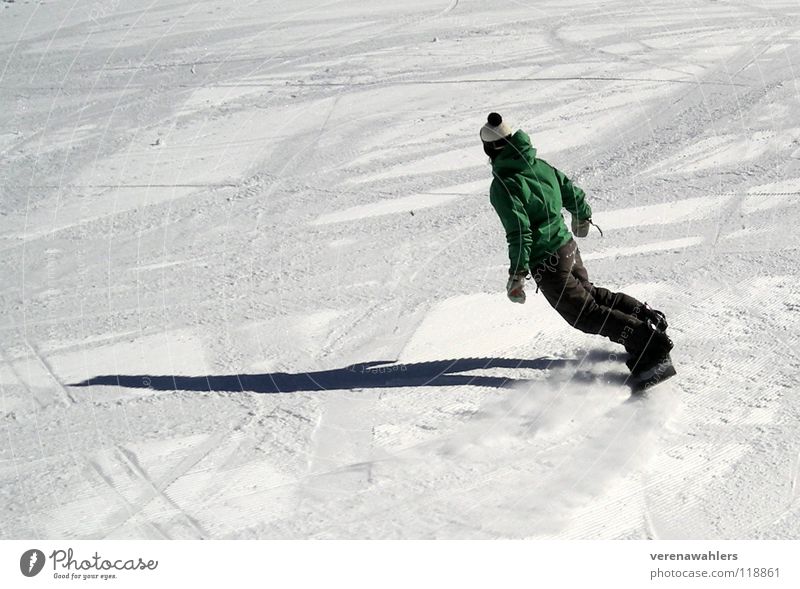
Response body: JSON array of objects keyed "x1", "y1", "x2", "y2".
[{"x1": 628, "y1": 354, "x2": 677, "y2": 392}]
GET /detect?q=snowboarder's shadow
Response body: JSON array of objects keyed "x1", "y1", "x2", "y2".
[{"x1": 70, "y1": 353, "x2": 627, "y2": 394}]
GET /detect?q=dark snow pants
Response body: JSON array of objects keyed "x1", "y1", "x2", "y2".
[{"x1": 531, "y1": 239, "x2": 648, "y2": 353}]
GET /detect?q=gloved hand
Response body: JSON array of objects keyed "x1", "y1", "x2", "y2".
[
  {"x1": 506, "y1": 272, "x2": 527, "y2": 304},
  {"x1": 571, "y1": 216, "x2": 591, "y2": 238}
]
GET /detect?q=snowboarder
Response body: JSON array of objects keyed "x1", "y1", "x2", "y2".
[{"x1": 480, "y1": 112, "x2": 674, "y2": 389}]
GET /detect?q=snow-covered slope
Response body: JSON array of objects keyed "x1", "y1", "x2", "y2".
[{"x1": 2, "y1": 0, "x2": 799, "y2": 539}]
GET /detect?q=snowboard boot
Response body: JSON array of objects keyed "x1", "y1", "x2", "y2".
[{"x1": 625, "y1": 319, "x2": 673, "y2": 374}]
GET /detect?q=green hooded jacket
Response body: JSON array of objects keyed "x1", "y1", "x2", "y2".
[{"x1": 489, "y1": 130, "x2": 592, "y2": 274}]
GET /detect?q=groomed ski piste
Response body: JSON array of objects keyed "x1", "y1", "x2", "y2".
[{"x1": 1, "y1": 0, "x2": 799, "y2": 540}]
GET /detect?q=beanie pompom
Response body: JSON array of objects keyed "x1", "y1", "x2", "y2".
[{"x1": 480, "y1": 112, "x2": 513, "y2": 143}]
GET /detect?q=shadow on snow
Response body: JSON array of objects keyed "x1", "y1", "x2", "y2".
[{"x1": 70, "y1": 354, "x2": 627, "y2": 394}]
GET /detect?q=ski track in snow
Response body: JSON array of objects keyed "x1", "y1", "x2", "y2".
[{"x1": 1, "y1": 0, "x2": 800, "y2": 539}]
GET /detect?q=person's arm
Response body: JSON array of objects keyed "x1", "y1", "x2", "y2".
[
  {"x1": 490, "y1": 179, "x2": 533, "y2": 275},
  {"x1": 554, "y1": 167, "x2": 592, "y2": 222}
]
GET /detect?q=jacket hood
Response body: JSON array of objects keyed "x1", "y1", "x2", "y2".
[{"x1": 492, "y1": 130, "x2": 537, "y2": 174}]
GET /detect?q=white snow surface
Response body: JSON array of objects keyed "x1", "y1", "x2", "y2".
[{"x1": 1, "y1": 0, "x2": 800, "y2": 540}]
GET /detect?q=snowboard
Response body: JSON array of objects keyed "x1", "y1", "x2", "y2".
[{"x1": 628, "y1": 354, "x2": 676, "y2": 393}]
